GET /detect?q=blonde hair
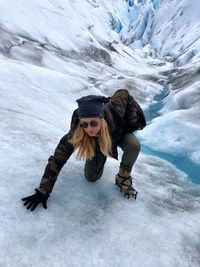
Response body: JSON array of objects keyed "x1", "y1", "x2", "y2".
[{"x1": 69, "y1": 118, "x2": 112, "y2": 160}]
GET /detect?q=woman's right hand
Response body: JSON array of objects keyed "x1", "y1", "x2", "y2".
[{"x1": 21, "y1": 189, "x2": 50, "y2": 211}]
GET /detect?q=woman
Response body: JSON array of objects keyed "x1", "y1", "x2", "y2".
[{"x1": 22, "y1": 89, "x2": 146, "y2": 211}]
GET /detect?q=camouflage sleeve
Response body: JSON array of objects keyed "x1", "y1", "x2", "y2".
[
  {"x1": 38, "y1": 110, "x2": 79, "y2": 193},
  {"x1": 111, "y1": 89, "x2": 146, "y2": 132},
  {"x1": 110, "y1": 89, "x2": 130, "y2": 118},
  {"x1": 124, "y1": 93, "x2": 146, "y2": 132}
]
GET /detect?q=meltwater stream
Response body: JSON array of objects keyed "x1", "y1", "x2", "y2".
[{"x1": 141, "y1": 82, "x2": 200, "y2": 184}]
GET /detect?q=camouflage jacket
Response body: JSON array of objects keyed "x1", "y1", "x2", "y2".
[{"x1": 38, "y1": 89, "x2": 146, "y2": 193}]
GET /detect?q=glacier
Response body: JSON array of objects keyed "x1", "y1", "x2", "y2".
[{"x1": 0, "y1": 0, "x2": 200, "y2": 266}]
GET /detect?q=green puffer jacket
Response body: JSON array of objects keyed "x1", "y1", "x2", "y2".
[{"x1": 38, "y1": 89, "x2": 146, "y2": 193}]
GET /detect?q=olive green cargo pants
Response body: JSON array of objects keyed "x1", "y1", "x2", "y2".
[{"x1": 84, "y1": 134, "x2": 140, "y2": 182}]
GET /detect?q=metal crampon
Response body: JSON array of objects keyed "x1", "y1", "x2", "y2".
[{"x1": 115, "y1": 175, "x2": 138, "y2": 199}]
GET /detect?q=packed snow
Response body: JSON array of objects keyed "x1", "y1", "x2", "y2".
[{"x1": 0, "y1": 0, "x2": 200, "y2": 266}]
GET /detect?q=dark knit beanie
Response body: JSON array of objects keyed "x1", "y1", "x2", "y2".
[{"x1": 76, "y1": 95, "x2": 110, "y2": 118}]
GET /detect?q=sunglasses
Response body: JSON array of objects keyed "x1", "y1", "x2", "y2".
[{"x1": 80, "y1": 120, "x2": 100, "y2": 128}]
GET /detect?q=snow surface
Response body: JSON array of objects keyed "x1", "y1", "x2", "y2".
[{"x1": 0, "y1": 0, "x2": 200, "y2": 266}]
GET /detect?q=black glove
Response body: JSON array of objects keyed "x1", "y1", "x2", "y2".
[{"x1": 21, "y1": 189, "x2": 50, "y2": 211}]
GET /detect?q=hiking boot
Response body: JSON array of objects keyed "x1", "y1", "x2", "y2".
[{"x1": 115, "y1": 169, "x2": 138, "y2": 199}]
